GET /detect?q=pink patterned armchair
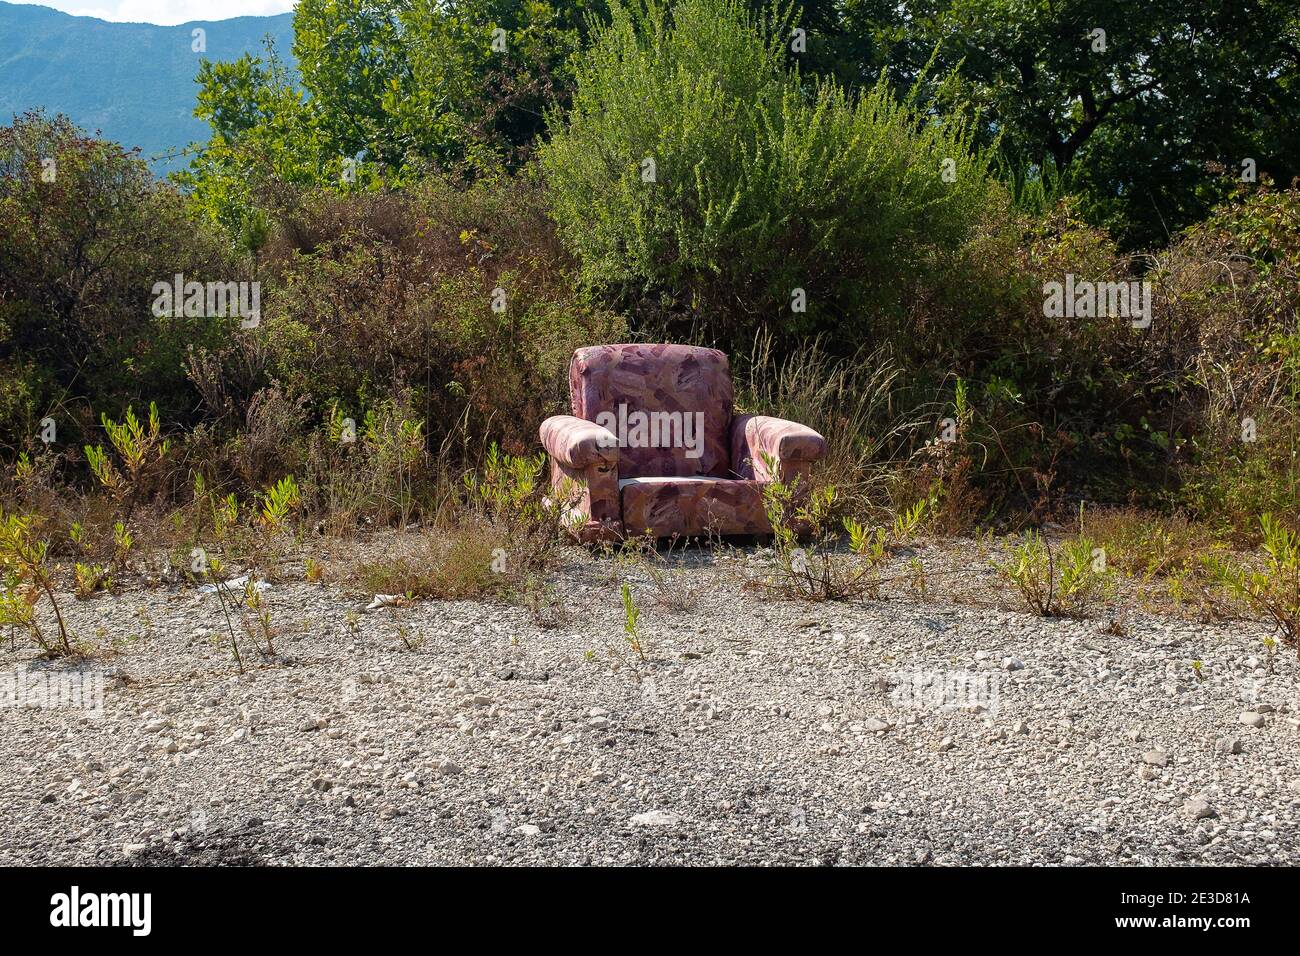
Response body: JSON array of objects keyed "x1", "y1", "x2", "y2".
[{"x1": 540, "y1": 344, "x2": 827, "y2": 540}]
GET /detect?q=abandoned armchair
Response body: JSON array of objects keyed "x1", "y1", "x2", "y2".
[{"x1": 539, "y1": 344, "x2": 827, "y2": 540}]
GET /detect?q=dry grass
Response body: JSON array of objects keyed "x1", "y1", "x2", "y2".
[
  {"x1": 1081, "y1": 506, "x2": 1224, "y2": 579},
  {"x1": 356, "y1": 521, "x2": 503, "y2": 600},
  {"x1": 731, "y1": 333, "x2": 924, "y2": 514}
]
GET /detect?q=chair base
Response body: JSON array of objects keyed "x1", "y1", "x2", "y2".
[{"x1": 620, "y1": 476, "x2": 771, "y2": 538}]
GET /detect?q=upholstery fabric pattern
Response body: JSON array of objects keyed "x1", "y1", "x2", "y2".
[
  {"x1": 620, "y1": 477, "x2": 770, "y2": 537},
  {"x1": 539, "y1": 415, "x2": 619, "y2": 469},
  {"x1": 730, "y1": 413, "x2": 828, "y2": 482},
  {"x1": 569, "y1": 343, "x2": 732, "y2": 479}
]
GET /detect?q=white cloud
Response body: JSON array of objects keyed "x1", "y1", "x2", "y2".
[{"x1": 35, "y1": 1, "x2": 297, "y2": 26}]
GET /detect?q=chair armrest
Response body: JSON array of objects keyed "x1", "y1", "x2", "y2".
[
  {"x1": 540, "y1": 415, "x2": 620, "y2": 469},
  {"x1": 730, "y1": 414, "x2": 827, "y2": 481}
]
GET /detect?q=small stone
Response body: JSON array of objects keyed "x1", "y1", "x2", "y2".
[
  {"x1": 863, "y1": 718, "x2": 891, "y2": 733},
  {"x1": 1138, "y1": 765, "x2": 1158, "y2": 782},
  {"x1": 436, "y1": 759, "x2": 462, "y2": 776},
  {"x1": 1183, "y1": 797, "x2": 1215, "y2": 820},
  {"x1": 1003, "y1": 657, "x2": 1024, "y2": 671},
  {"x1": 1141, "y1": 750, "x2": 1169, "y2": 768},
  {"x1": 142, "y1": 719, "x2": 168, "y2": 733},
  {"x1": 1012, "y1": 720, "x2": 1029, "y2": 735},
  {"x1": 496, "y1": 668, "x2": 515, "y2": 681},
  {"x1": 122, "y1": 843, "x2": 148, "y2": 857},
  {"x1": 515, "y1": 824, "x2": 541, "y2": 837},
  {"x1": 936, "y1": 737, "x2": 954, "y2": 753},
  {"x1": 588, "y1": 717, "x2": 611, "y2": 729},
  {"x1": 311, "y1": 778, "x2": 333, "y2": 792},
  {"x1": 1240, "y1": 711, "x2": 1265, "y2": 728},
  {"x1": 629, "y1": 810, "x2": 682, "y2": 827},
  {"x1": 1215, "y1": 736, "x2": 1243, "y2": 754}
]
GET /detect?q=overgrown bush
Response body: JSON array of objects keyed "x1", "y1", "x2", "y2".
[
  {"x1": 1157, "y1": 183, "x2": 1300, "y2": 536},
  {"x1": 192, "y1": 173, "x2": 625, "y2": 471},
  {"x1": 541, "y1": 0, "x2": 994, "y2": 345},
  {"x1": 0, "y1": 112, "x2": 238, "y2": 453},
  {"x1": 753, "y1": 473, "x2": 887, "y2": 602}
]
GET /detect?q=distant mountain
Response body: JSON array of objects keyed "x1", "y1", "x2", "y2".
[{"x1": 0, "y1": 1, "x2": 294, "y2": 174}]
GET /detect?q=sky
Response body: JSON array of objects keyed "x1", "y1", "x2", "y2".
[{"x1": 32, "y1": 0, "x2": 296, "y2": 25}]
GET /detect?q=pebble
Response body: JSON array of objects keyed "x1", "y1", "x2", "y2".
[
  {"x1": 629, "y1": 810, "x2": 683, "y2": 827},
  {"x1": 8, "y1": 557, "x2": 1300, "y2": 866},
  {"x1": 1141, "y1": 750, "x2": 1169, "y2": 768}
]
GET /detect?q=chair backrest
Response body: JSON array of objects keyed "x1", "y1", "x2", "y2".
[{"x1": 569, "y1": 344, "x2": 733, "y2": 479}]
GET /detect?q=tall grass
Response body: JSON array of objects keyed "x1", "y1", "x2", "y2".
[{"x1": 732, "y1": 333, "x2": 925, "y2": 512}]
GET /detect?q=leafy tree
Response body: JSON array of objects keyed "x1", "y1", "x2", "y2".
[
  {"x1": 292, "y1": 0, "x2": 412, "y2": 170},
  {"x1": 396, "y1": 0, "x2": 604, "y2": 169},
  {"x1": 182, "y1": 42, "x2": 330, "y2": 240},
  {"x1": 184, "y1": 0, "x2": 604, "y2": 234},
  {"x1": 789, "y1": 0, "x2": 1300, "y2": 249}
]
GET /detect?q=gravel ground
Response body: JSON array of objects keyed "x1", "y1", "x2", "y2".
[{"x1": 2, "y1": 539, "x2": 1298, "y2": 866}]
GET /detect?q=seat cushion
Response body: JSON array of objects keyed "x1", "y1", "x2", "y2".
[
  {"x1": 569, "y1": 344, "x2": 733, "y2": 479},
  {"x1": 620, "y1": 476, "x2": 770, "y2": 537}
]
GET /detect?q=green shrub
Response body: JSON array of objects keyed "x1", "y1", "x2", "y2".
[
  {"x1": 1203, "y1": 514, "x2": 1300, "y2": 655},
  {"x1": 0, "y1": 112, "x2": 238, "y2": 452},
  {"x1": 996, "y1": 531, "x2": 1112, "y2": 617},
  {"x1": 1159, "y1": 183, "x2": 1300, "y2": 536},
  {"x1": 0, "y1": 509, "x2": 74, "y2": 656},
  {"x1": 756, "y1": 474, "x2": 886, "y2": 601},
  {"x1": 541, "y1": 0, "x2": 994, "y2": 345}
]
